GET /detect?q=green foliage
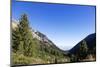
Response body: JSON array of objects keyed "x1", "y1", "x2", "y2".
[
  {"x1": 12, "y1": 14, "x2": 34, "y2": 56},
  {"x1": 79, "y1": 40, "x2": 88, "y2": 59},
  {"x1": 12, "y1": 53, "x2": 33, "y2": 65},
  {"x1": 19, "y1": 14, "x2": 34, "y2": 56},
  {"x1": 70, "y1": 54, "x2": 78, "y2": 62},
  {"x1": 18, "y1": 41, "x2": 24, "y2": 54},
  {"x1": 12, "y1": 19, "x2": 19, "y2": 52}
]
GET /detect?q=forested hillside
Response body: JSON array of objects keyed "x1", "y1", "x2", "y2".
[{"x1": 12, "y1": 14, "x2": 70, "y2": 66}]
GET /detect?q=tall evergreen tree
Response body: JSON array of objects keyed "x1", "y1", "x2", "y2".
[
  {"x1": 12, "y1": 14, "x2": 34, "y2": 56},
  {"x1": 18, "y1": 14, "x2": 34, "y2": 57},
  {"x1": 12, "y1": 27, "x2": 21, "y2": 53},
  {"x1": 79, "y1": 40, "x2": 88, "y2": 59}
]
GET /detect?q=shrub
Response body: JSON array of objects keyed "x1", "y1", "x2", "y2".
[{"x1": 12, "y1": 53, "x2": 33, "y2": 65}]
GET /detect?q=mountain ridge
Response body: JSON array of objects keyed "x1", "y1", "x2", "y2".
[{"x1": 69, "y1": 33, "x2": 96, "y2": 54}]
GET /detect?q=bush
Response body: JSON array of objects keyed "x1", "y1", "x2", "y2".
[{"x1": 12, "y1": 53, "x2": 33, "y2": 65}]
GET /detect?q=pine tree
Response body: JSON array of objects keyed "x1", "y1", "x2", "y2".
[
  {"x1": 12, "y1": 26, "x2": 21, "y2": 53},
  {"x1": 12, "y1": 14, "x2": 34, "y2": 57},
  {"x1": 12, "y1": 22, "x2": 25, "y2": 54},
  {"x1": 18, "y1": 14, "x2": 34, "y2": 57},
  {"x1": 79, "y1": 40, "x2": 88, "y2": 60}
]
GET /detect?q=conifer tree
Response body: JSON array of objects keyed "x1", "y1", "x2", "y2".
[
  {"x1": 12, "y1": 14, "x2": 34, "y2": 56},
  {"x1": 79, "y1": 40, "x2": 88, "y2": 59},
  {"x1": 18, "y1": 14, "x2": 34, "y2": 57},
  {"x1": 12, "y1": 27, "x2": 20, "y2": 52}
]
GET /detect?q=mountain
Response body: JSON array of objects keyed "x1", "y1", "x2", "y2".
[
  {"x1": 69, "y1": 33, "x2": 96, "y2": 61},
  {"x1": 12, "y1": 19, "x2": 65, "y2": 52},
  {"x1": 69, "y1": 33, "x2": 96, "y2": 54},
  {"x1": 12, "y1": 20, "x2": 18, "y2": 30},
  {"x1": 12, "y1": 20, "x2": 70, "y2": 65},
  {"x1": 12, "y1": 17, "x2": 96, "y2": 65},
  {"x1": 12, "y1": 20, "x2": 57, "y2": 46}
]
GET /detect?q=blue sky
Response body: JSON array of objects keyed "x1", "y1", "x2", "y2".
[{"x1": 12, "y1": 0, "x2": 96, "y2": 50}]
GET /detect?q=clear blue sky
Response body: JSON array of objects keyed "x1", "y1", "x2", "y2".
[{"x1": 12, "y1": 0, "x2": 96, "y2": 50}]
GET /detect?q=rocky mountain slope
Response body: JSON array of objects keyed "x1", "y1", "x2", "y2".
[{"x1": 12, "y1": 20, "x2": 70, "y2": 65}]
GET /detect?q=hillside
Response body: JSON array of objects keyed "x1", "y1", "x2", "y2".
[
  {"x1": 12, "y1": 20, "x2": 18, "y2": 30},
  {"x1": 69, "y1": 33, "x2": 96, "y2": 62},
  {"x1": 12, "y1": 16, "x2": 70, "y2": 66}
]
